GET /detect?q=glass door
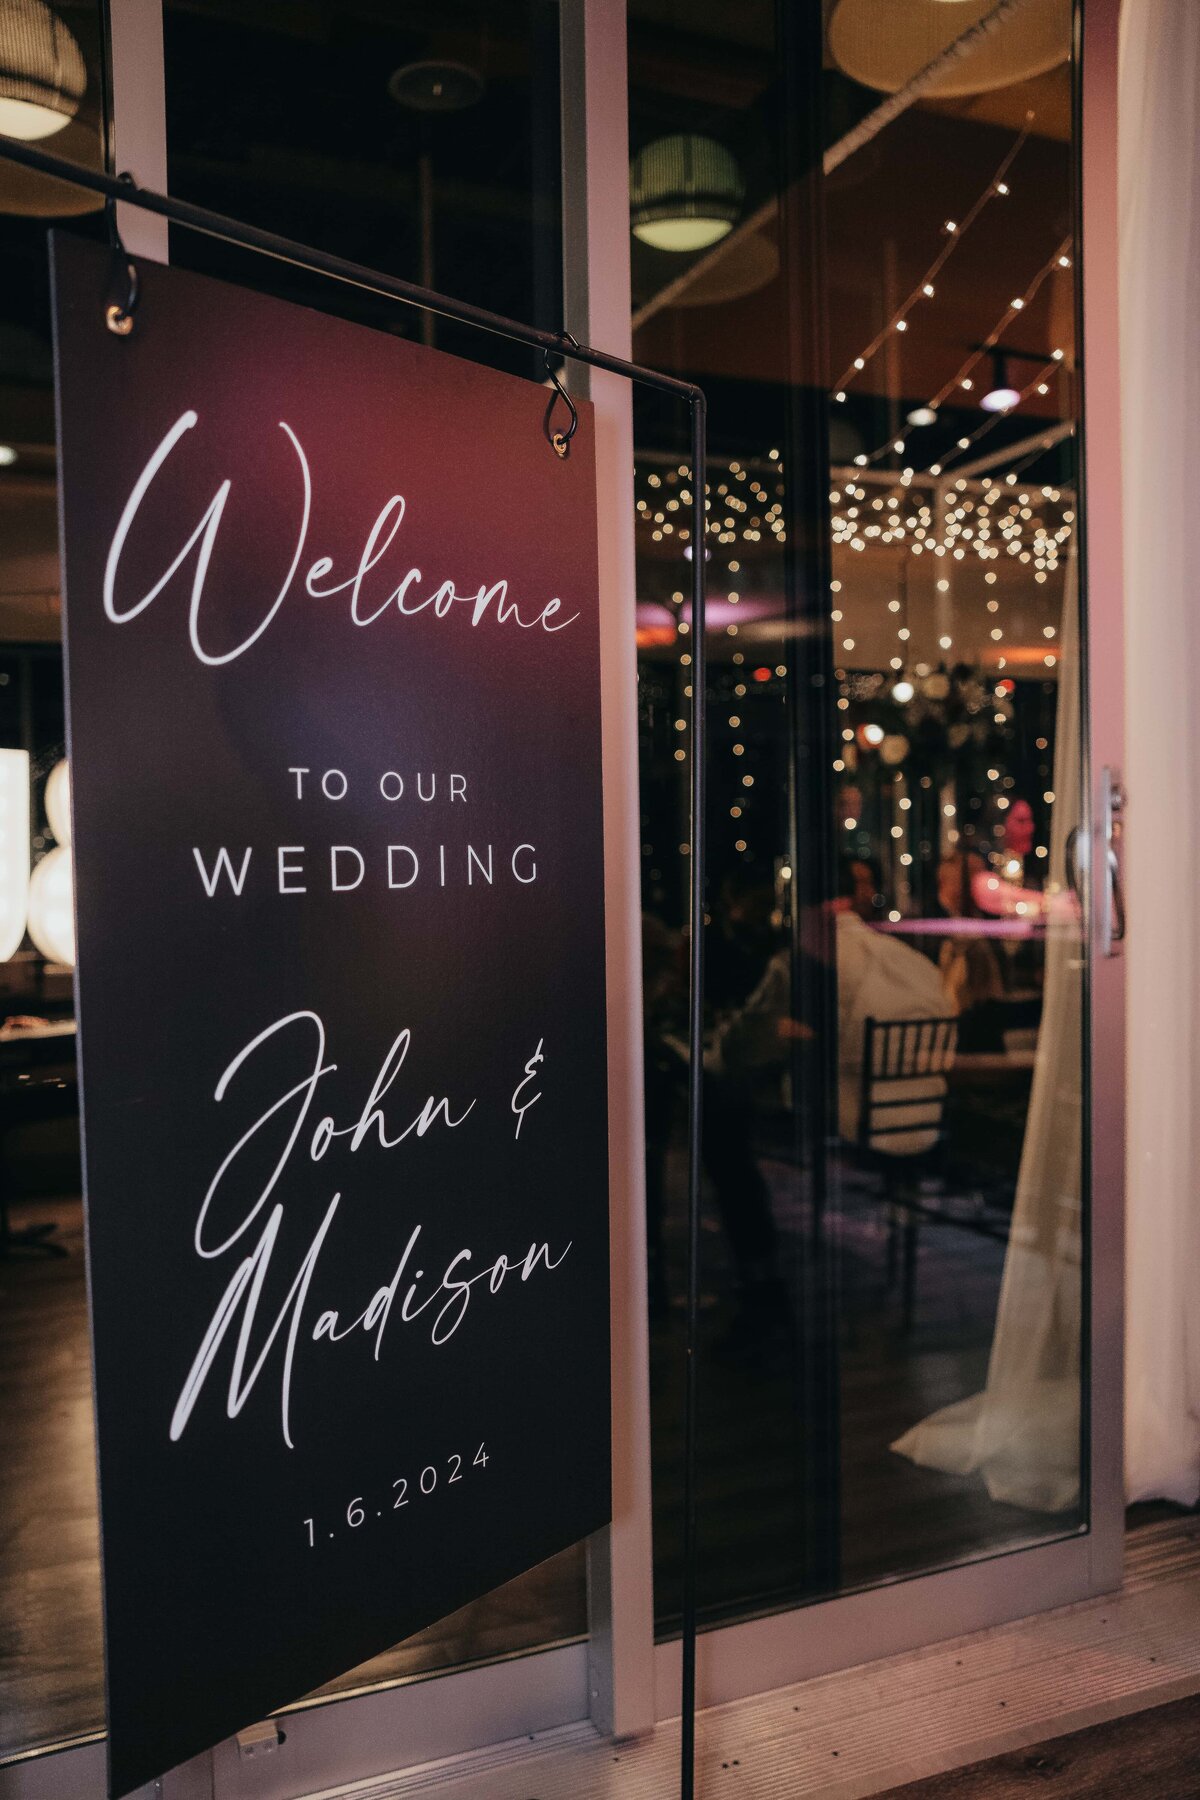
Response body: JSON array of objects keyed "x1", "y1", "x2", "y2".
[
  {"x1": 0, "y1": 0, "x2": 1123, "y2": 1792},
  {"x1": 629, "y1": 0, "x2": 1121, "y2": 1695}
]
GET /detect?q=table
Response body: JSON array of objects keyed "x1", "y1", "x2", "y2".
[{"x1": 0, "y1": 1020, "x2": 78, "y2": 1256}]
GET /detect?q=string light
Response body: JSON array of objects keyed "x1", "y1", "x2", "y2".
[
  {"x1": 830, "y1": 116, "x2": 1034, "y2": 398},
  {"x1": 849, "y1": 238, "x2": 1073, "y2": 475},
  {"x1": 933, "y1": 353, "x2": 1068, "y2": 475},
  {"x1": 633, "y1": 382, "x2": 1072, "y2": 860},
  {"x1": 928, "y1": 241, "x2": 1071, "y2": 413}
]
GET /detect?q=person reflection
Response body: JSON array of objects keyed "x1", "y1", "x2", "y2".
[
  {"x1": 833, "y1": 860, "x2": 953, "y2": 1151},
  {"x1": 937, "y1": 852, "x2": 1005, "y2": 1052},
  {"x1": 643, "y1": 874, "x2": 788, "y2": 1333},
  {"x1": 702, "y1": 874, "x2": 788, "y2": 1344},
  {"x1": 702, "y1": 856, "x2": 955, "y2": 1329},
  {"x1": 708, "y1": 870, "x2": 778, "y2": 1008},
  {"x1": 643, "y1": 911, "x2": 685, "y2": 1319},
  {"x1": 844, "y1": 852, "x2": 882, "y2": 924},
  {"x1": 971, "y1": 796, "x2": 1045, "y2": 919}
]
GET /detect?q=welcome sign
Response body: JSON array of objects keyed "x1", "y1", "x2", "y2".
[{"x1": 51, "y1": 234, "x2": 611, "y2": 1798}]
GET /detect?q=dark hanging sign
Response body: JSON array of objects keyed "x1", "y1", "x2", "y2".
[{"x1": 51, "y1": 234, "x2": 611, "y2": 1799}]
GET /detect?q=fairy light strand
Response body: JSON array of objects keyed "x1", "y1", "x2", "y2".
[
  {"x1": 849, "y1": 237, "x2": 1074, "y2": 473},
  {"x1": 831, "y1": 115, "x2": 1035, "y2": 399},
  {"x1": 927, "y1": 238, "x2": 1073, "y2": 411},
  {"x1": 932, "y1": 352, "x2": 1068, "y2": 474},
  {"x1": 633, "y1": 452, "x2": 1075, "y2": 576}
]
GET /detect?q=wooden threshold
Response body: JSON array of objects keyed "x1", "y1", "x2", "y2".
[{"x1": 308, "y1": 1515, "x2": 1200, "y2": 1800}]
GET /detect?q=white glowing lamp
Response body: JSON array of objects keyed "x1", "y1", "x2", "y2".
[
  {"x1": 630, "y1": 135, "x2": 744, "y2": 252},
  {"x1": 44, "y1": 755, "x2": 71, "y2": 845},
  {"x1": 27, "y1": 843, "x2": 74, "y2": 967},
  {"x1": 25, "y1": 755, "x2": 74, "y2": 966},
  {"x1": 981, "y1": 385, "x2": 1021, "y2": 413},
  {"x1": 0, "y1": 748, "x2": 30, "y2": 960}
]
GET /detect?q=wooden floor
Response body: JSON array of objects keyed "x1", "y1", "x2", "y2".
[{"x1": 879, "y1": 1693, "x2": 1200, "y2": 1798}]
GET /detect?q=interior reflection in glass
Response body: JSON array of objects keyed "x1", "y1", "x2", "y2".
[{"x1": 630, "y1": 0, "x2": 1085, "y2": 1631}]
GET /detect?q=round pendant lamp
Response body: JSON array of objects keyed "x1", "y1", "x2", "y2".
[
  {"x1": 0, "y1": 0, "x2": 86, "y2": 141},
  {"x1": 27, "y1": 843, "x2": 74, "y2": 967},
  {"x1": 25, "y1": 760, "x2": 74, "y2": 967},
  {"x1": 828, "y1": 0, "x2": 1071, "y2": 99},
  {"x1": 387, "y1": 59, "x2": 484, "y2": 113},
  {"x1": 630, "y1": 135, "x2": 745, "y2": 254},
  {"x1": 43, "y1": 755, "x2": 71, "y2": 846},
  {"x1": 0, "y1": 748, "x2": 30, "y2": 962}
]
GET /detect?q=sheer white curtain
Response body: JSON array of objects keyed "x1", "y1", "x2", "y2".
[
  {"x1": 891, "y1": 568, "x2": 1084, "y2": 1514},
  {"x1": 892, "y1": 0, "x2": 1200, "y2": 1514},
  {"x1": 1120, "y1": 0, "x2": 1200, "y2": 1505}
]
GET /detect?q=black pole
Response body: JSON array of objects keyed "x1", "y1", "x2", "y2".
[
  {"x1": 679, "y1": 391, "x2": 707, "y2": 1799},
  {"x1": 776, "y1": 0, "x2": 843, "y2": 1601},
  {"x1": 0, "y1": 127, "x2": 713, "y2": 1800}
]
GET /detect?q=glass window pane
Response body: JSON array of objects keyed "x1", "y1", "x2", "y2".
[
  {"x1": 162, "y1": 0, "x2": 563, "y2": 382},
  {"x1": 0, "y1": 0, "x2": 107, "y2": 1756},
  {"x1": 631, "y1": 0, "x2": 1086, "y2": 1635}
]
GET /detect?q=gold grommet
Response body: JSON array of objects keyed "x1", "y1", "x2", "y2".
[
  {"x1": 106, "y1": 304, "x2": 134, "y2": 338},
  {"x1": 552, "y1": 432, "x2": 568, "y2": 459}
]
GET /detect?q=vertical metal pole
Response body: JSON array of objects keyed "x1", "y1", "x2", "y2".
[
  {"x1": 777, "y1": 0, "x2": 842, "y2": 1603},
  {"x1": 680, "y1": 391, "x2": 707, "y2": 1798}
]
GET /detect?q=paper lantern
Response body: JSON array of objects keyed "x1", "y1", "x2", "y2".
[
  {"x1": 828, "y1": 0, "x2": 1070, "y2": 100},
  {"x1": 27, "y1": 842, "x2": 74, "y2": 967},
  {"x1": 0, "y1": 1, "x2": 86, "y2": 141},
  {"x1": 0, "y1": 748, "x2": 30, "y2": 961},
  {"x1": 630, "y1": 135, "x2": 744, "y2": 253},
  {"x1": 44, "y1": 755, "x2": 71, "y2": 845}
]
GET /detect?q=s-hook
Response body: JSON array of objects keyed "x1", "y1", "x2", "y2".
[
  {"x1": 543, "y1": 333, "x2": 579, "y2": 457},
  {"x1": 104, "y1": 172, "x2": 140, "y2": 337}
]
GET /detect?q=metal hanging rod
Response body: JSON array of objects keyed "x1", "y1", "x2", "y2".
[
  {"x1": 0, "y1": 134, "x2": 703, "y2": 404},
  {"x1": 0, "y1": 128, "x2": 711, "y2": 1800}
]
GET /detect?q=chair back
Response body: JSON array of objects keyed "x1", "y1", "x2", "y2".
[{"x1": 857, "y1": 1014, "x2": 958, "y2": 1156}]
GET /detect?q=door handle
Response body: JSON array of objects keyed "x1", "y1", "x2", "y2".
[
  {"x1": 1064, "y1": 825, "x2": 1081, "y2": 900},
  {"x1": 1100, "y1": 766, "x2": 1125, "y2": 957}
]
